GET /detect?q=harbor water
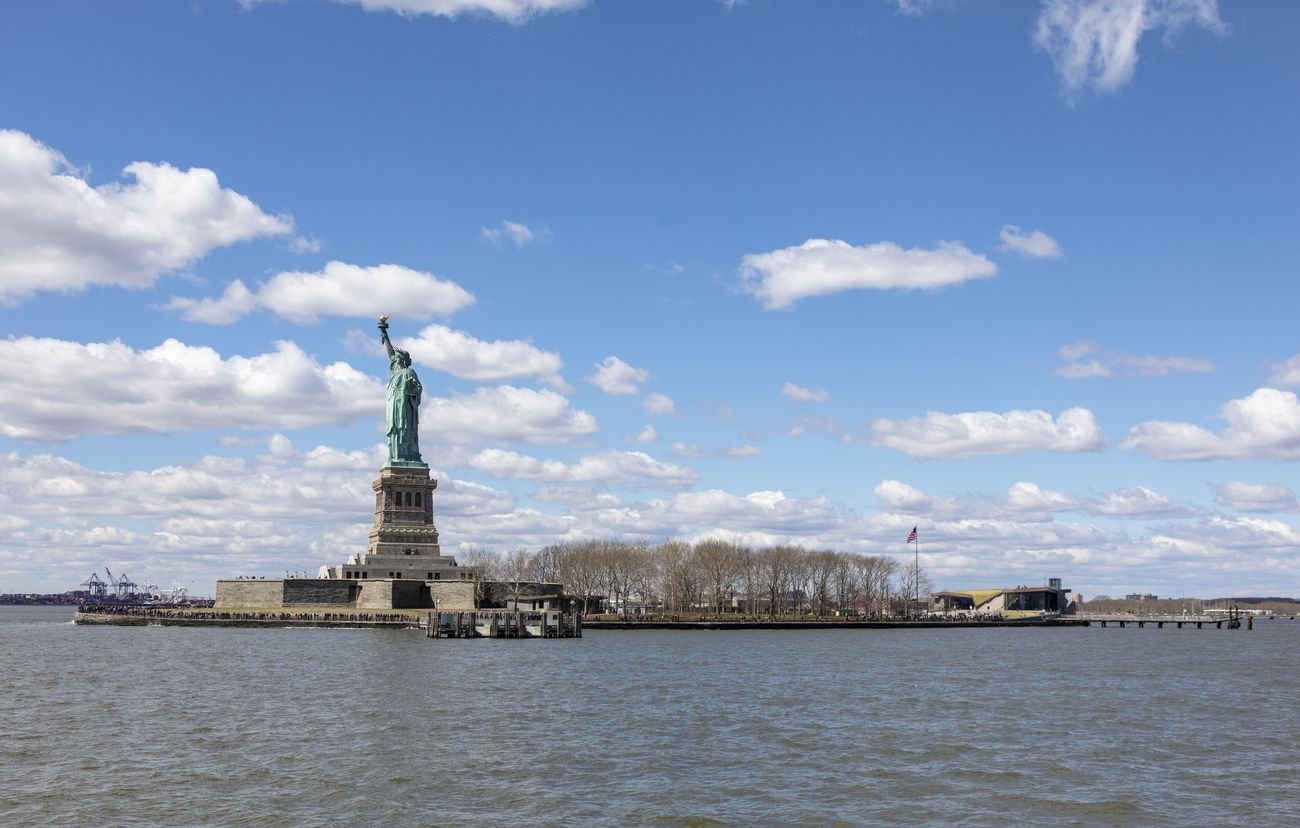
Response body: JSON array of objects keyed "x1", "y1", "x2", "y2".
[{"x1": 3, "y1": 605, "x2": 1297, "y2": 826}]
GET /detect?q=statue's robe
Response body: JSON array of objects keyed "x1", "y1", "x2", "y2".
[{"x1": 386, "y1": 362, "x2": 423, "y2": 462}]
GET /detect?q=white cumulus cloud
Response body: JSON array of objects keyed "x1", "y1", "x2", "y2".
[
  {"x1": 874, "y1": 479, "x2": 1076, "y2": 522},
  {"x1": 1004, "y1": 481, "x2": 1079, "y2": 515},
  {"x1": 1086, "y1": 485, "x2": 1188, "y2": 517},
  {"x1": 1215, "y1": 482, "x2": 1298, "y2": 514},
  {"x1": 1267, "y1": 353, "x2": 1300, "y2": 387},
  {"x1": 871, "y1": 406, "x2": 1105, "y2": 458},
  {"x1": 0, "y1": 337, "x2": 379, "y2": 441},
  {"x1": 398, "y1": 324, "x2": 565, "y2": 388},
  {"x1": 167, "y1": 261, "x2": 474, "y2": 324},
  {"x1": 1124, "y1": 388, "x2": 1300, "y2": 460},
  {"x1": 260, "y1": 434, "x2": 386, "y2": 471},
  {"x1": 739, "y1": 238, "x2": 997, "y2": 309},
  {"x1": 0, "y1": 130, "x2": 291, "y2": 304},
  {"x1": 1035, "y1": 0, "x2": 1228, "y2": 99},
  {"x1": 424, "y1": 386, "x2": 598, "y2": 444},
  {"x1": 642, "y1": 392, "x2": 676, "y2": 415},
  {"x1": 586, "y1": 356, "x2": 648, "y2": 396},
  {"x1": 998, "y1": 225, "x2": 1062, "y2": 259},
  {"x1": 467, "y1": 448, "x2": 698, "y2": 489}
]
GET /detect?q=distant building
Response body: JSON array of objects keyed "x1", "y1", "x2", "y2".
[
  {"x1": 933, "y1": 578, "x2": 1072, "y2": 617},
  {"x1": 1124, "y1": 593, "x2": 1159, "y2": 601}
]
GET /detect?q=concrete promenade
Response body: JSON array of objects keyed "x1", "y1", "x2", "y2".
[{"x1": 583, "y1": 617, "x2": 1089, "y2": 630}]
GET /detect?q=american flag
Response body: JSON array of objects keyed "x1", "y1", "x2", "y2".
[{"x1": 906, "y1": 526, "x2": 917, "y2": 543}]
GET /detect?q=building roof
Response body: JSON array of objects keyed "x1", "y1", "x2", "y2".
[{"x1": 935, "y1": 589, "x2": 1004, "y2": 608}]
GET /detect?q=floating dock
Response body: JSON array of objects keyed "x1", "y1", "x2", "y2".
[{"x1": 425, "y1": 610, "x2": 582, "y2": 639}]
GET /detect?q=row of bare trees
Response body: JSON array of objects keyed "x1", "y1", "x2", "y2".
[{"x1": 462, "y1": 539, "x2": 932, "y2": 618}]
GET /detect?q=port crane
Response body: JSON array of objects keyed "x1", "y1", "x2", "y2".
[
  {"x1": 103, "y1": 567, "x2": 137, "y2": 600},
  {"x1": 81, "y1": 572, "x2": 109, "y2": 599}
]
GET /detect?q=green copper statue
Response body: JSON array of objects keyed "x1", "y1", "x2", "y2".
[{"x1": 379, "y1": 316, "x2": 425, "y2": 467}]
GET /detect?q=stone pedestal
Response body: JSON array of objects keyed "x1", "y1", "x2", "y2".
[
  {"x1": 325, "y1": 466, "x2": 473, "y2": 589},
  {"x1": 367, "y1": 465, "x2": 440, "y2": 557}
]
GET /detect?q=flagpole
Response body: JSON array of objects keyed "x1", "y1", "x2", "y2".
[{"x1": 915, "y1": 529, "x2": 920, "y2": 617}]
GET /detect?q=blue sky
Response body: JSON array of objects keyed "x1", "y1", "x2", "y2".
[{"x1": 2, "y1": 0, "x2": 1298, "y2": 596}]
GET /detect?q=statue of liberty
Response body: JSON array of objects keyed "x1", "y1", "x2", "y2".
[{"x1": 378, "y1": 317, "x2": 425, "y2": 467}]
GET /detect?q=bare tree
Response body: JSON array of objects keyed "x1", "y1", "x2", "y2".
[
  {"x1": 602, "y1": 541, "x2": 651, "y2": 616},
  {"x1": 805, "y1": 549, "x2": 839, "y2": 617},
  {"x1": 553, "y1": 541, "x2": 603, "y2": 614},
  {"x1": 502, "y1": 547, "x2": 533, "y2": 608},
  {"x1": 529, "y1": 544, "x2": 562, "y2": 584},
  {"x1": 457, "y1": 545, "x2": 500, "y2": 608},
  {"x1": 759, "y1": 545, "x2": 801, "y2": 616},
  {"x1": 857, "y1": 555, "x2": 897, "y2": 618},
  {"x1": 896, "y1": 559, "x2": 934, "y2": 617},
  {"x1": 832, "y1": 552, "x2": 864, "y2": 616},
  {"x1": 692, "y1": 539, "x2": 746, "y2": 616},
  {"x1": 737, "y1": 545, "x2": 762, "y2": 619},
  {"x1": 652, "y1": 539, "x2": 694, "y2": 613}
]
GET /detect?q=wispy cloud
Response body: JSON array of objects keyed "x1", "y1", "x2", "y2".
[
  {"x1": 1035, "y1": 0, "x2": 1228, "y2": 100},
  {"x1": 1056, "y1": 341, "x2": 1214, "y2": 379},
  {"x1": 479, "y1": 219, "x2": 551, "y2": 247},
  {"x1": 998, "y1": 224, "x2": 1062, "y2": 259},
  {"x1": 781, "y1": 382, "x2": 830, "y2": 403}
]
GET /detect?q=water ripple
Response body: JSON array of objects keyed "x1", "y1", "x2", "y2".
[{"x1": 3, "y1": 608, "x2": 1299, "y2": 825}]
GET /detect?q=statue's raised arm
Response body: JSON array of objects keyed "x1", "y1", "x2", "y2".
[{"x1": 378, "y1": 315, "x2": 395, "y2": 359}]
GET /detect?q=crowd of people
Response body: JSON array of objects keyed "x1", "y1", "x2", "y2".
[{"x1": 76, "y1": 605, "x2": 416, "y2": 624}]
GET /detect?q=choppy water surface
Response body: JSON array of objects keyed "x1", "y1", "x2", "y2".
[{"x1": 3, "y1": 606, "x2": 1297, "y2": 826}]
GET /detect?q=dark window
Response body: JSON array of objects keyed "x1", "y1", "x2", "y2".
[
  {"x1": 415, "y1": 492, "x2": 422, "y2": 508},
  {"x1": 361, "y1": 572, "x2": 367, "y2": 579},
  {"x1": 405, "y1": 491, "x2": 412, "y2": 507},
  {"x1": 396, "y1": 572, "x2": 402, "y2": 579},
  {"x1": 434, "y1": 573, "x2": 440, "y2": 580},
  {"x1": 426, "y1": 572, "x2": 433, "y2": 579}
]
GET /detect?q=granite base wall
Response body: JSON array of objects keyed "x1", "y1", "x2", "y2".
[
  {"x1": 216, "y1": 577, "x2": 478, "y2": 610},
  {"x1": 428, "y1": 581, "x2": 475, "y2": 611},
  {"x1": 282, "y1": 579, "x2": 357, "y2": 605},
  {"x1": 215, "y1": 580, "x2": 286, "y2": 609}
]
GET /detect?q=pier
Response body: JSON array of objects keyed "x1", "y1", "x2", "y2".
[
  {"x1": 581, "y1": 617, "x2": 1089, "y2": 630},
  {"x1": 424, "y1": 609, "x2": 582, "y2": 639},
  {"x1": 1079, "y1": 612, "x2": 1272, "y2": 630}
]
